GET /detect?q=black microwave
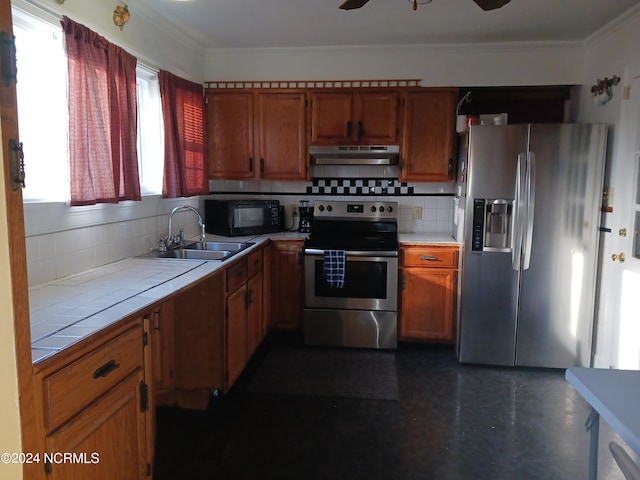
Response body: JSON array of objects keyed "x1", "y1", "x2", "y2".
[{"x1": 204, "y1": 199, "x2": 283, "y2": 236}]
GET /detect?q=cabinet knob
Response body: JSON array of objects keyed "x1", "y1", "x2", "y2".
[{"x1": 420, "y1": 255, "x2": 439, "y2": 261}]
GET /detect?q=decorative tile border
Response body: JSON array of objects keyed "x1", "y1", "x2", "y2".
[
  {"x1": 307, "y1": 178, "x2": 414, "y2": 195},
  {"x1": 205, "y1": 79, "x2": 421, "y2": 90}
]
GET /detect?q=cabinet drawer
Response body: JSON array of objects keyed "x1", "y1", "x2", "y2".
[
  {"x1": 227, "y1": 258, "x2": 248, "y2": 292},
  {"x1": 247, "y1": 249, "x2": 263, "y2": 278},
  {"x1": 402, "y1": 246, "x2": 458, "y2": 268},
  {"x1": 42, "y1": 325, "x2": 143, "y2": 432}
]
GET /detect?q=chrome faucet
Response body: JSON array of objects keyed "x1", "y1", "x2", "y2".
[{"x1": 162, "y1": 205, "x2": 206, "y2": 251}]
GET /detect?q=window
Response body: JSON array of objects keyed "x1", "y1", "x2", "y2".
[
  {"x1": 136, "y1": 66, "x2": 164, "y2": 195},
  {"x1": 13, "y1": 10, "x2": 69, "y2": 202},
  {"x1": 12, "y1": 8, "x2": 164, "y2": 203}
]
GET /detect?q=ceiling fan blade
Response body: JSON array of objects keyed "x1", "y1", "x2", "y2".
[
  {"x1": 472, "y1": 0, "x2": 511, "y2": 11},
  {"x1": 339, "y1": 0, "x2": 371, "y2": 10}
]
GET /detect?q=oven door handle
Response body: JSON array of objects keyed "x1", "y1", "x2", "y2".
[{"x1": 304, "y1": 248, "x2": 398, "y2": 258}]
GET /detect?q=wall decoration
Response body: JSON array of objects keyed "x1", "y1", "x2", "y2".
[{"x1": 113, "y1": 3, "x2": 130, "y2": 31}]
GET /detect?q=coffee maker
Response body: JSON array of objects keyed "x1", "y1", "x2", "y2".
[{"x1": 298, "y1": 200, "x2": 313, "y2": 233}]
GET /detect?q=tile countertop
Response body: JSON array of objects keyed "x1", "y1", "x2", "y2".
[
  {"x1": 399, "y1": 233, "x2": 460, "y2": 245},
  {"x1": 28, "y1": 230, "x2": 452, "y2": 364},
  {"x1": 29, "y1": 232, "x2": 306, "y2": 364}
]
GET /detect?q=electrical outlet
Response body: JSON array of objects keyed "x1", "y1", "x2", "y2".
[{"x1": 413, "y1": 206, "x2": 423, "y2": 220}]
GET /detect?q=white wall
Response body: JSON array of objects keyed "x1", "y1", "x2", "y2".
[
  {"x1": 205, "y1": 43, "x2": 584, "y2": 86},
  {"x1": 577, "y1": 10, "x2": 640, "y2": 368}
]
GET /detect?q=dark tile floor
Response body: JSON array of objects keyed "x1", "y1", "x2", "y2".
[{"x1": 153, "y1": 334, "x2": 626, "y2": 480}]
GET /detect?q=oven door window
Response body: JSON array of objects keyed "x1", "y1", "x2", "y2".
[{"x1": 314, "y1": 258, "x2": 387, "y2": 299}]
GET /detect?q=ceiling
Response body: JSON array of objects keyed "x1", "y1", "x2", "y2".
[{"x1": 134, "y1": 0, "x2": 640, "y2": 50}]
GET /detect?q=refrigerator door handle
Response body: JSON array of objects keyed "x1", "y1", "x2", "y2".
[
  {"x1": 512, "y1": 153, "x2": 526, "y2": 270},
  {"x1": 523, "y1": 151, "x2": 536, "y2": 270}
]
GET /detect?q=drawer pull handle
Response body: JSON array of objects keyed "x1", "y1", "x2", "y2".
[
  {"x1": 93, "y1": 359, "x2": 120, "y2": 379},
  {"x1": 420, "y1": 255, "x2": 439, "y2": 261}
]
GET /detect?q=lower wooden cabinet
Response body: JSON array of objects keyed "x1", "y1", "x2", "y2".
[
  {"x1": 150, "y1": 299, "x2": 175, "y2": 399},
  {"x1": 173, "y1": 271, "x2": 225, "y2": 398},
  {"x1": 399, "y1": 244, "x2": 459, "y2": 342},
  {"x1": 37, "y1": 320, "x2": 152, "y2": 479},
  {"x1": 44, "y1": 369, "x2": 148, "y2": 479},
  {"x1": 269, "y1": 239, "x2": 304, "y2": 330}
]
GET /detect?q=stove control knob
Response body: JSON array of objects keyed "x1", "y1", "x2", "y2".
[
  {"x1": 387, "y1": 206, "x2": 393, "y2": 213},
  {"x1": 327, "y1": 205, "x2": 333, "y2": 212},
  {"x1": 380, "y1": 206, "x2": 385, "y2": 213},
  {"x1": 371, "y1": 206, "x2": 377, "y2": 212},
  {"x1": 318, "y1": 205, "x2": 325, "y2": 212}
]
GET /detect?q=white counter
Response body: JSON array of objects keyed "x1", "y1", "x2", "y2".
[
  {"x1": 29, "y1": 232, "x2": 306, "y2": 363},
  {"x1": 29, "y1": 230, "x2": 453, "y2": 363},
  {"x1": 399, "y1": 233, "x2": 460, "y2": 244}
]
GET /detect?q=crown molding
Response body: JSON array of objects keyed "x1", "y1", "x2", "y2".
[
  {"x1": 132, "y1": 0, "x2": 207, "y2": 52},
  {"x1": 584, "y1": 3, "x2": 640, "y2": 46},
  {"x1": 204, "y1": 40, "x2": 583, "y2": 57}
]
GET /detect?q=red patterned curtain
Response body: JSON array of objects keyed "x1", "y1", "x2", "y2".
[
  {"x1": 159, "y1": 70, "x2": 208, "y2": 198},
  {"x1": 62, "y1": 17, "x2": 140, "y2": 206}
]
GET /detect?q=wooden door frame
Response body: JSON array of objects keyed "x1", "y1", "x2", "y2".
[{"x1": 0, "y1": 0, "x2": 46, "y2": 477}]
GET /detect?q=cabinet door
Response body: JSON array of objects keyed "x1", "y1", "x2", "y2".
[
  {"x1": 256, "y1": 92, "x2": 308, "y2": 180},
  {"x1": 206, "y1": 92, "x2": 256, "y2": 179},
  {"x1": 247, "y1": 272, "x2": 263, "y2": 357},
  {"x1": 151, "y1": 300, "x2": 174, "y2": 396},
  {"x1": 262, "y1": 243, "x2": 273, "y2": 333},
  {"x1": 45, "y1": 370, "x2": 148, "y2": 480},
  {"x1": 355, "y1": 91, "x2": 400, "y2": 144},
  {"x1": 173, "y1": 272, "x2": 225, "y2": 391},
  {"x1": 269, "y1": 240, "x2": 304, "y2": 330},
  {"x1": 400, "y1": 90, "x2": 457, "y2": 181},
  {"x1": 400, "y1": 268, "x2": 457, "y2": 342},
  {"x1": 226, "y1": 285, "x2": 248, "y2": 389},
  {"x1": 310, "y1": 92, "x2": 353, "y2": 144}
]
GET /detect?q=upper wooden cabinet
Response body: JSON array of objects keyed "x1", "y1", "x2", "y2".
[
  {"x1": 400, "y1": 89, "x2": 458, "y2": 182},
  {"x1": 310, "y1": 90, "x2": 400, "y2": 145},
  {"x1": 207, "y1": 92, "x2": 255, "y2": 179},
  {"x1": 206, "y1": 90, "x2": 308, "y2": 180}
]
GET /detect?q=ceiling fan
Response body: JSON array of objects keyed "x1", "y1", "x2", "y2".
[{"x1": 339, "y1": 0, "x2": 511, "y2": 11}]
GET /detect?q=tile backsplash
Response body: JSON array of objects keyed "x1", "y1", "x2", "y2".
[
  {"x1": 209, "y1": 177, "x2": 454, "y2": 235},
  {"x1": 24, "y1": 196, "x2": 201, "y2": 287},
  {"x1": 24, "y1": 176, "x2": 455, "y2": 287}
]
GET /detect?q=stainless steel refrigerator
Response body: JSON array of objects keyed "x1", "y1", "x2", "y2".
[{"x1": 455, "y1": 124, "x2": 608, "y2": 368}]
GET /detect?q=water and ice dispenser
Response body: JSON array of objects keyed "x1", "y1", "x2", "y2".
[{"x1": 472, "y1": 199, "x2": 513, "y2": 252}]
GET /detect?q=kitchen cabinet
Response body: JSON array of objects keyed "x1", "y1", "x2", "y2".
[
  {"x1": 150, "y1": 299, "x2": 175, "y2": 403},
  {"x1": 206, "y1": 92, "x2": 255, "y2": 179},
  {"x1": 399, "y1": 245, "x2": 459, "y2": 342},
  {"x1": 269, "y1": 239, "x2": 304, "y2": 331},
  {"x1": 310, "y1": 90, "x2": 400, "y2": 145},
  {"x1": 206, "y1": 90, "x2": 308, "y2": 180},
  {"x1": 226, "y1": 259, "x2": 249, "y2": 388},
  {"x1": 246, "y1": 249, "x2": 264, "y2": 357},
  {"x1": 172, "y1": 246, "x2": 266, "y2": 397},
  {"x1": 400, "y1": 89, "x2": 458, "y2": 182},
  {"x1": 227, "y1": 247, "x2": 265, "y2": 387},
  {"x1": 38, "y1": 320, "x2": 152, "y2": 479},
  {"x1": 173, "y1": 271, "x2": 226, "y2": 403}
]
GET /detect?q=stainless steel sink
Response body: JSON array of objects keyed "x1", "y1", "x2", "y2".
[
  {"x1": 183, "y1": 241, "x2": 254, "y2": 252},
  {"x1": 158, "y1": 249, "x2": 233, "y2": 260},
  {"x1": 153, "y1": 241, "x2": 255, "y2": 261}
]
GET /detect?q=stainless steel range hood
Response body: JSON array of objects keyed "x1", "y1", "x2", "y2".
[{"x1": 309, "y1": 145, "x2": 400, "y2": 165}]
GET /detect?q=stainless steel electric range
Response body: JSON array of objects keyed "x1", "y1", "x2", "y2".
[{"x1": 303, "y1": 200, "x2": 399, "y2": 349}]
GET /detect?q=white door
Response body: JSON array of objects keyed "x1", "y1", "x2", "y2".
[{"x1": 606, "y1": 62, "x2": 640, "y2": 370}]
